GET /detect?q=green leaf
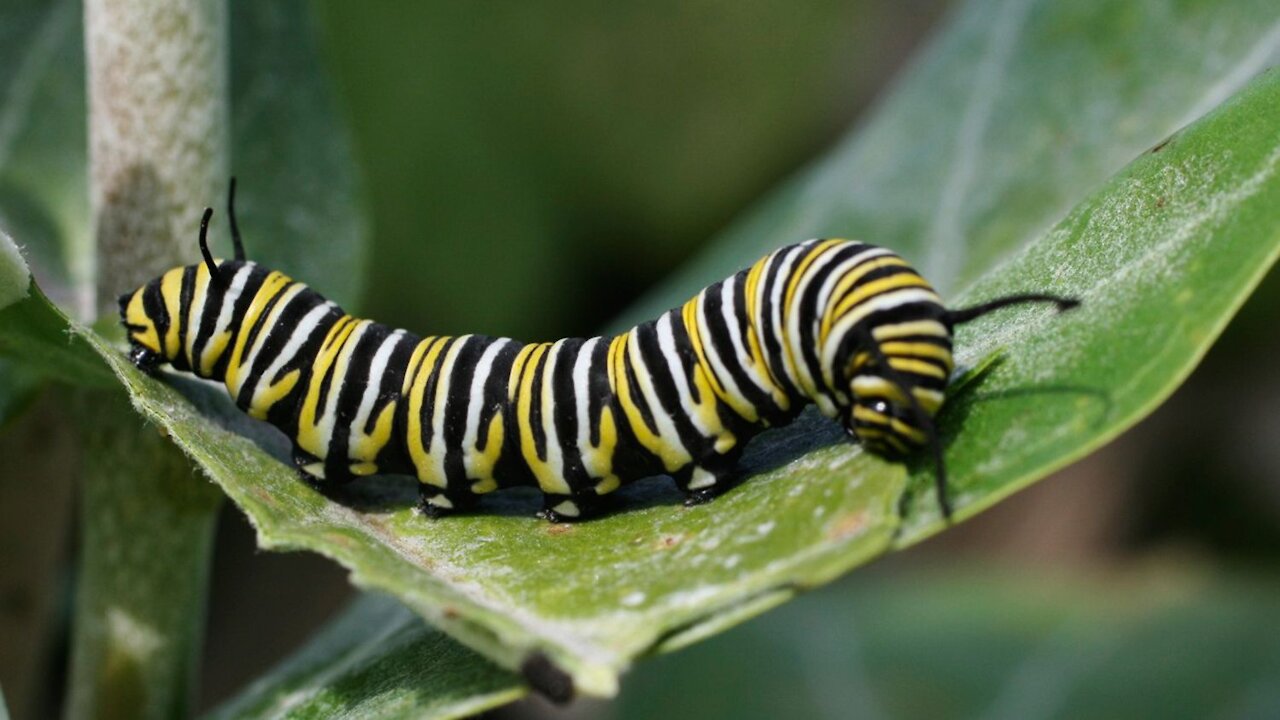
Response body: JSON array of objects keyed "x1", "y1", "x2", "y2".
[
  {"x1": 618, "y1": 568, "x2": 1280, "y2": 719},
  {"x1": 205, "y1": 595, "x2": 522, "y2": 720},
  {"x1": 41, "y1": 0, "x2": 1280, "y2": 701},
  {"x1": 0, "y1": 237, "x2": 112, "y2": 386},
  {"x1": 0, "y1": 231, "x2": 29, "y2": 310}
]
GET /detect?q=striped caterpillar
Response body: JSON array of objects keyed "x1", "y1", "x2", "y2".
[{"x1": 119, "y1": 182, "x2": 1077, "y2": 521}]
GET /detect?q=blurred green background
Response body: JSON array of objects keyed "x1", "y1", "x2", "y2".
[{"x1": 314, "y1": 0, "x2": 947, "y2": 339}]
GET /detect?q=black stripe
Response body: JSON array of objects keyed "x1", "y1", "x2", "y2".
[
  {"x1": 633, "y1": 316, "x2": 709, "y2": 462},
  {"x1": 620, "y1": 331, "x2": 659, "y2": 441},
  {"x1": 700, "y1": 276, "x2": 772, "y2": 418},
  {"x1": 441, "y1": 336, "x2": 484, "y2": 491},
  {"x1": 585, "y1": 337, "x2": 611, "y2": 448},
  {"x1": 312, "y1": 317, "x2": 355, "y2": 416},
  {"x1": 208, "y1": 265, "x2": 271, "y2": 381},
  {"x1": 418, "y1": 336, "x2": 460, "y2": 449},
  {"x1": 235, "y1": 287, "x2": 329, "y2": 408},
  {"x1": 327, "y1": 322, "x2": 389, "y2": 472},
  {"x1": 549, "y1": 337, "x2": 588, "y2": 490},
  {"x1": 796, "y1": 243, "x2": 864, "y2": 396},
  {"x1": 142, "y1": 278, "x2": 169, "y2": 355},
  {"x1": 173, "y1": 266, "x2": 196, "y2": 371},
  {"x1": 526, "y1": 344, "x2": 551, "y2": 462}
]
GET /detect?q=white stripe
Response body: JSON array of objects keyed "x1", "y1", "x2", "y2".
[
  {"x1": 245, "y1": 300, "x2": 337, "y2": 410},
  {"x1": 426, "y1": 336, "x2": 470, "y2": 484},
  {"x1": 694, "y1": 287, "x2": 752, "y2": 419},
  {"x1": 719, "y1": 279, "x2": 771, "y2": 396},
  {"x1": 314, "y1": 320, "x2": 370, "y2": 451},
  {"x1": 199, "y1": 263, "x2": 255, "y2": 373},
  {"x1": 656, "y1": 313, "x2": 714, "y2": 438},
  {"x1": 573, "y1": 337, "x2": 608, "y2": 476},
  {"x1": 627, "y1": 327, "x2": 691, "y2": 469},
  {"x1": 233, "y1": 283, "x2": 307, "y2": 396},
  {"x1": 783, "y1": 242, "x2": 852, "y2": 397},
  {"x1": 540, "y1": 340, "x2": 567, "y2": 482},
  {"x1": 347, "y1": 329, "x2": 405, "y2": 460},
  {"x1": 462, "y1": 339, "x2": 509, "y2": 473},
  {"x1": 767, "y1": 246, "x2": 805, "y2": 391}
]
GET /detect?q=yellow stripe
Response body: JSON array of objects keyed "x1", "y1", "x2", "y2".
[
  {"x1": 688, "y1": 298, "x2": 758, "y2": 422},
  {"x1": 880, "y1": 341, "x2": 955, "y2": 366},
  {"x1": 889, "y1": 418, "x2": 927, "y2": 445},
  {"x1": 159, "y1": 268, "x2": 184, "y2": 359},
  {"x1": 470, "y1": 412, "x2": 504, "y2": 494},
  {"x1": 406, "y1": 337, "x2": 450, "y2": 487},
  {"x1": 295, "y1": 316, "x2": 358, "y2": 455},
  {"x1": 350, "y1": 398, "x2": 397, "y2": 465},
  {"x1": 248, "y1": 368, "x2": 299, "y2": 420},
  {"x1": 125, "y1": 291, "x2": 160, "y2": 352},
  {"x1": 225, "y1": 272, "x2": 291, "y2": 392},
  {"x1": 782, "y1": 240, "x2": 842, "y2": 316},
  {"x1": 400, "y1": 336, "x2": 436, "y2": 395},
  {"x1": 871, "y1": 319, "x2": 949, "y2": 341},
  {"x1": 184, "y1": 263, "x2": 211, "y2": 368},
  {"x1": 887, "y1": 356, "x2": 948, "y2": 380},
  {"x1": 516, "y1": 343, "x2": 570, "y2": 494},
  {"x1": 741, "y1": 256, "x2": 790, "y2": 410},
  {"x1": 239, "y1": 284, "x2": 307, "y2": 400},
  {"x1": 611, "y1": 334, "x2": 667, "y2": 467},
  {"x1": 830, "y1": 274, "x2": 931, "y2": 330},
  {"x1": 780, "y1": 241, "x2": 843, "y2": 395},
  {"x1": 819, "y1": 257, "x2": 909, "y2": 339}
]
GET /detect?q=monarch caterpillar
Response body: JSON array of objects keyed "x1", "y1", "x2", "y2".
[{"x1": 119, "y1": 181, "x2": 1078, "y2": 522}]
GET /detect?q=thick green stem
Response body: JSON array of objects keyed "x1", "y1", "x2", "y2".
[
  {"x1": 85, "y1": 0, "x2": 229, "y2": 317},
  {"x1": 69, "y1": 0, "x2": 229, "y2": 717},
  {"x1": 65, "y1": 395, "x2": 221, "y2": 720}
]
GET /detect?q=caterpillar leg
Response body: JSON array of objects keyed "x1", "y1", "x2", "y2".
[
  {"x1": 537, "y1": 492, "x2": 605, "y2": 523},
  {"x1": 128, "y1": 346, "x2": 162, "y2": 374},
  {"x1": 292, "y1": 447, "x2": 359, "y2": 490},
  {"x1": 674, "y1": 464, "x2": 738, "y2": 507},
  {"x1": 292, "y1": 447, "x2": 330, "y2": 487},
  {"x1": 416, "y1": 484, "x2": 478, "y2": 519}
]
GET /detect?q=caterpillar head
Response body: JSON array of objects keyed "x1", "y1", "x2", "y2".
[
  {"x1": 843, "y1": 292, "x2": 1081, "y2": 519},
  {"x1": 118, "y1": 180, "x2": 247, "y2": 374},
  {"x1": 118, "y1": 265, "x2": 201, "y2": 373},
  {"x1": 843, "y1": 359, "x2": 947, "y2": 456}
]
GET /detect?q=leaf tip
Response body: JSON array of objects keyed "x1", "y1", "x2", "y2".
[{"x1": 0, "y1": 229, "x2": 31, "y2": 310}]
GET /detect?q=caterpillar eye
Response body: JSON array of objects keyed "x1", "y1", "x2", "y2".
[{"x1": 871, "y1": 400, "x2": 889, "y2": 415}]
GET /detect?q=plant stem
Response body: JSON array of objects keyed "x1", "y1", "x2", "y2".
[
  {"x1": 68, "y1": 0, "x2": 229, "y2": 717},
  {"x1": 85, "y1": 0, "x2": 229, "y2": 317},
  {"x1": 66, "y1": 395, "x2": 222, "y2": 720}
]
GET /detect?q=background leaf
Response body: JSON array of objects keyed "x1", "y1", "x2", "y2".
[
  {"x1": 205, "y1": 595, "x2": 521, "y2": 720},
  {"x1": 619, "y1": 0, "x2": 1280, "y2": 324},
  {"x1": 617, "y1": 567, "x2": 1280, "y2": 720}
]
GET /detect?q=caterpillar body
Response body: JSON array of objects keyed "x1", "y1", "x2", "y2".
[{"x1": 119, "y1": 184, "x2": 1077, "y2": 521}]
